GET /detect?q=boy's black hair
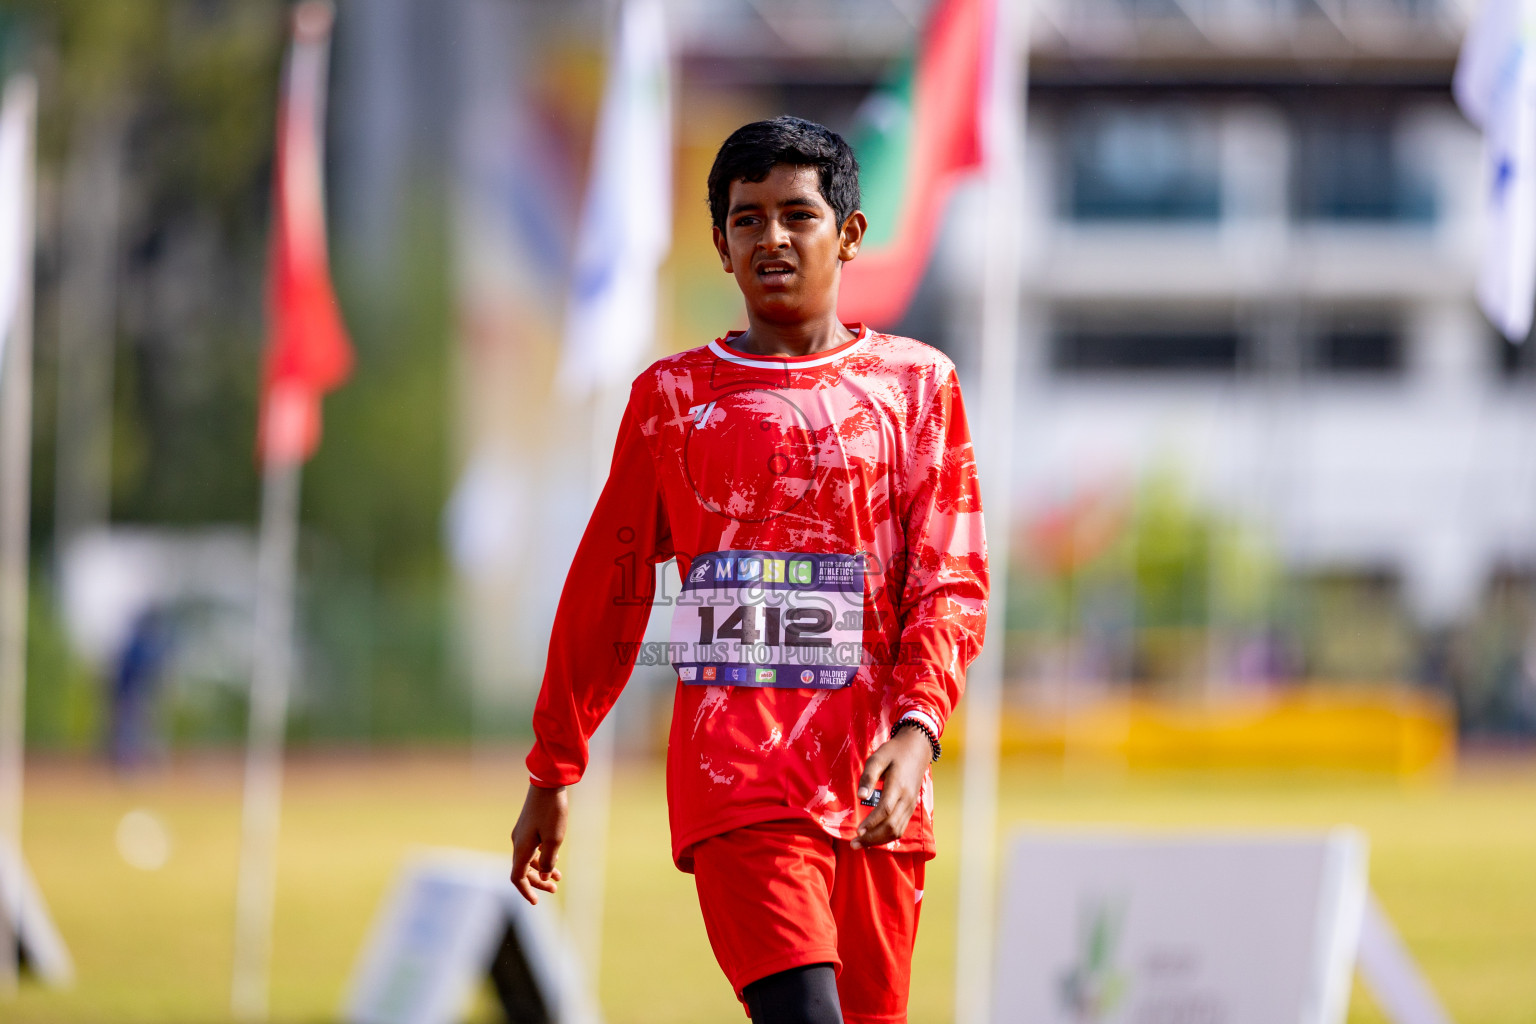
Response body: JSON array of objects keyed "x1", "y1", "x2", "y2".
[{"x1": 707, "y1": 116, "x2": 861, "y2": 232}]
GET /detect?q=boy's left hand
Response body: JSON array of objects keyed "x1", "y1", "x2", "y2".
[{"x1": 852, "y1": 724, "x2": 933, "y2": 849}]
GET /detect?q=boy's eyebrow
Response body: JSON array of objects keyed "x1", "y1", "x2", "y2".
[{"x1": 727, "y1": 194, "x2": 823, "y2": 217}]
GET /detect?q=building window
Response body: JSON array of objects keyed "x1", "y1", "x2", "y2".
[
  {"x1": 1292, "y1": 0, "x2": 1442, "y2": 21},
  {"x1": 1495, "y1": 327, "x2": 1536, "y2": 377},
  {"x1": 1107, "y1": 0, "x2": 1190, "y2": 19},
  {"x1": 1062, "y1": 105, "x2": 1222, "y2": 222},
  {"x1": 1371, "y1": 0, "x2": 1443, "y2": 19},
  {"x1": 1050, "y1": 307, "x2": 1412, "y2": 377},
  {"x1": 1053, "y1": 309, "x2": 1243, "y2": 373},
  {"x1": 1311, "y1": 311, "x2": 1404, "y2": 374},
  {"x1": 1316, "y1": 327, "x2": 1401, "y2": 373},
  {"x1": 1291, "y1": 110, "x2": 1435, "y2": 223}
]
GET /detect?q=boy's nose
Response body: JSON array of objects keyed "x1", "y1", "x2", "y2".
[{"x1": 760, "y1": 219, "x2": 790, "y2": 249}]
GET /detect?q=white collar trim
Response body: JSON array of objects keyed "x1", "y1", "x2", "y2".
[{"x1": 708, "y1": 326, "x2": 869, "y2": 369}]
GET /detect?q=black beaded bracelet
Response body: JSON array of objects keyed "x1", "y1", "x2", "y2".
[{"x1": 894, "y1": 717, "x2": 941, "y2": 762}]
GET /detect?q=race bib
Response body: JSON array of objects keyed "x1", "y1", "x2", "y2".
[{"x1": 670, "y1": 550, "x2": 866, "y2": 689}]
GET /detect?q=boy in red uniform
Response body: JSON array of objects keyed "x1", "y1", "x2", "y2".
[{"x1": 511, "y1": 116, "x2": 988, "y2": 1024}]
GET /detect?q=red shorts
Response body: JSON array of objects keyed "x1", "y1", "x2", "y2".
[{"x1": 690, "y1": 818, "x2": 926, "y2": 1024}]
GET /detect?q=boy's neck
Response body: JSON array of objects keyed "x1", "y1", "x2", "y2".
[{"x1": 731, "y1": 310, "x2": 856, "y2": 358}]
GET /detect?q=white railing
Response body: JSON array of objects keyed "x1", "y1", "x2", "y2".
[
  {"x1": 670, "y1": 0, "x2": 1466, "y2": 57},
  {"x1": 1033, "y1": 0, "x2": 1465, "y2": 51}
]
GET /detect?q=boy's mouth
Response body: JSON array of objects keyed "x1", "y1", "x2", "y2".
[{"x1": 755, "y1": 260, "x2": 795, "y2": 285}]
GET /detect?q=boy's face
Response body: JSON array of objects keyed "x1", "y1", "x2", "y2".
[{"x1": 713, "y1": 164, "x2": 865, "y2": 324}]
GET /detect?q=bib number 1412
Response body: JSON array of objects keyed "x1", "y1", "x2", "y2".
[{"x1": 695, "y1": 605, "x2": 833, "y2": 648}]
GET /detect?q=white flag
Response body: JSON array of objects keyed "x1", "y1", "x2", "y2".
[
  {"x1": 557, "y1": 0, "x2": 672, "y2": 395},
  {"x1": 1455, "y1": 0, "x2": 1536, "y2": 341},
  {"x1": 0, "y1": 76, "x2": 35, "y2": 373}
]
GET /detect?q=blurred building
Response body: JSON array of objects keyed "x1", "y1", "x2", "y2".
[
  {"x1": 942, "y1": 1, "x2": 1528, "y2": 702},
  {"x1": 963, "y1": 0, "x2": 1499, "y2": 634}
]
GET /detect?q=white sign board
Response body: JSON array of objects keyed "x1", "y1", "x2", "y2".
[
  {"x1": 343, "y1": 848, "x2": 601, "y2": 1024},
  {"x1": 994, "y1": 829, "x2": 1368, "y2": 1024},
  {"x1": 0, "y1": 836, "x2": 73, "y2": 986}
]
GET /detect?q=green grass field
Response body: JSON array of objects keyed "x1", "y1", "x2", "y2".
[{"x1": 9, "y1": 752, "x2": 1536, "y2": 1023}]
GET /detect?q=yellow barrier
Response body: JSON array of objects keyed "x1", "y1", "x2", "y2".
[{"x1": 949, "y1": 687, "x2": 1455, "y2": 775}]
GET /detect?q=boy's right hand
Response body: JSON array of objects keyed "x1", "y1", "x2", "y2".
[{"x1": 510, "y1": 782, "x2": 568, "y2": 905}]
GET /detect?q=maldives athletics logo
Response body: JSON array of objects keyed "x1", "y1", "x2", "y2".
[{"x1": 1058, "y1": 897, "x2": 1129, "y2": 1023}]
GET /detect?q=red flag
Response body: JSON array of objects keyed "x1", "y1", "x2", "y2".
[
  {"x1": 838, "y1": 0, "x2": 991, "y2": 328},
  {"x1": 259, "y1": 2, "x2": 352, "y2": 467}
]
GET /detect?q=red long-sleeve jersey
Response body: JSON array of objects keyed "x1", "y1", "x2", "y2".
[{"x1": 527, "y1": 326, "x2": 988, "y2": 869}]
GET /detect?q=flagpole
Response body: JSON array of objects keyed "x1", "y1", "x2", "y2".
[
  {"x1": 230, "y1": 453, "x2": 302, "y2": 1021},
  {"x1": 565, "y1": 380, "x2": 625, "y2": 988},
  {"x1": 564, "y1": 0, "x2": 629, "y2": 981},
  {"x1": 954, "y1": 2, "x2": 1025, "y2": 1022},
  {"x1": 0, "y1": 75, "x2": 34, "y2": 998},
  {"x1": 558, "y1": 0, "x2": 670, "y2": 993},
  {"x1": 52, "y1": 104, "x2": 126, "y2": 566},
  {"x1": 231, "y1": 4, "x2": 340, "y2": 1017}
]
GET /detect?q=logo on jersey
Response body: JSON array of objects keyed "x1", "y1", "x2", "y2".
[
  {"x1": 800, "y1": 669, "x2": 816, "y2": 684},
  {"x1": 755, "y1": 668, "x2": 776, "y2": 684},
  {"x1": 682, "y1": 388, "x2": 819, "y2": 523},
  {"x1": 702, "y1": 666, "x2": 717, "y2": 681},
  {"x1": 688, "y1": 562, "x2": 710, "y2": 584},
  {"x1": 678, "y1": 666, "x2": 697, "y2": 681},
  {"x1": 789, "y1": 559, "x2": 814, "y2": 585}
]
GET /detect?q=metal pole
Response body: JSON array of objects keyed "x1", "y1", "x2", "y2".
[
  {"x1": 565, "y1": 381, "x2": 625, "y2": 988},
  {"x1": 954, "y1": 3, "x2": 1026, "y2": 1022},
  {"x1": 230, "y1": 455, "x2": 302, "y2": 1021},
  {"x1": 0, "y1": 75, "x2": 36, "y2": 998},
  {"x1": 562, "y1": 0, "x2": 641, "y2": 985},
  {"x1": 52, "y1": 106, "x2": 126, "y2": 563},
  {"x1": 567, "y1": 715, "x2": 614, "y2": 983}
]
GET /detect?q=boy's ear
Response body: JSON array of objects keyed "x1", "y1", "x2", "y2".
[
  {"x1": 838, "y1": 211, "x2": 868, "y2": 263},
  {"x1": 712, "y1": 225, "x2": 733, "y2": 273}
]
